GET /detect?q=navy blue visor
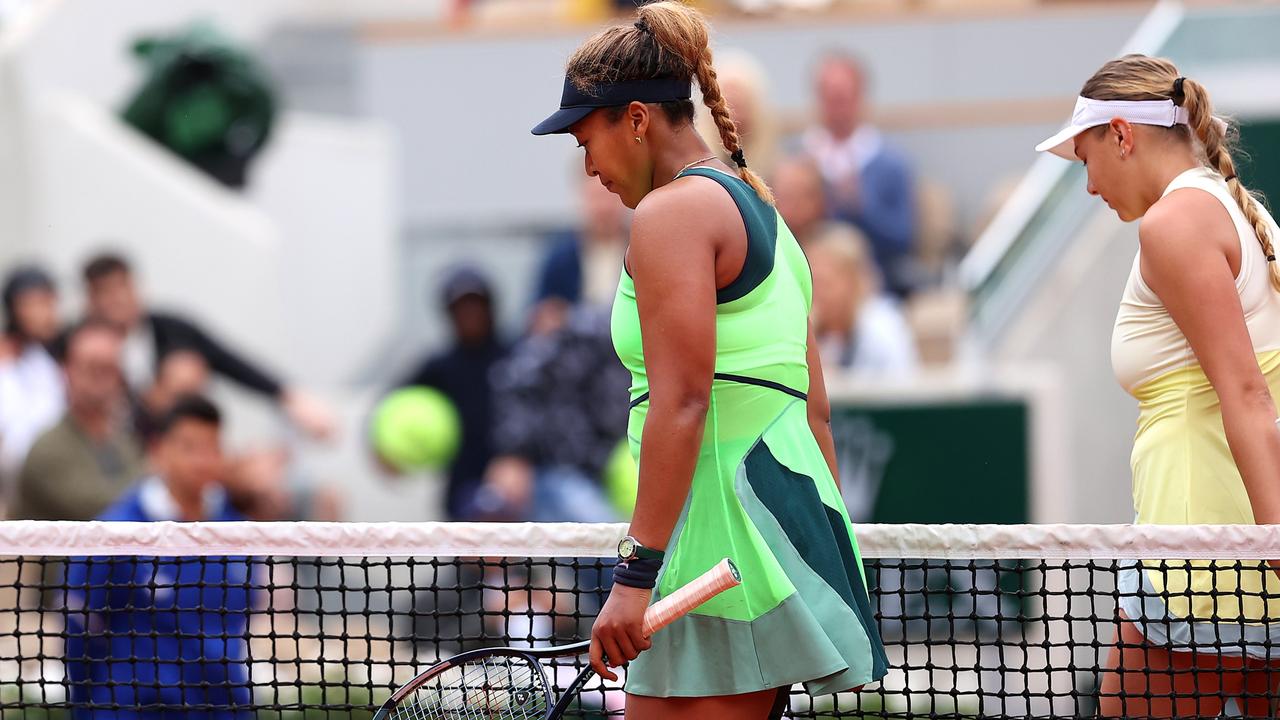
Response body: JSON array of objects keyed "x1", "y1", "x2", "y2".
[{"x1": 531, "y1": 76, "x2": 693, "y2": 136}]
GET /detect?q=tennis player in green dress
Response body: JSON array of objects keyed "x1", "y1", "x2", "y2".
[{"x1": 531, "y1": 3, "x2": 888, "y2": 717}]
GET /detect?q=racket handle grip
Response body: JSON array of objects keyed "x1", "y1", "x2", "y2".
[{"x1": 641, "y1": 558, "x2": 741, "y2": 637}]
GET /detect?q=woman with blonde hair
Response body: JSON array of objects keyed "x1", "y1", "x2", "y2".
[
  {"x1": 1037, "y1": 54, "x2": 1280, "y2": 717},
  {"x1": 807, "y1": 223, "x2": 917, "y2": 376},
  {"x1": 531, "y1": 2, "x2": 887, "y2": 717}
]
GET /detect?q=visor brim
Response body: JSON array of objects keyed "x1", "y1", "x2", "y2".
[
  {"x1": 1034, "y1": 123, "x2": 1099, "y2": 161},
  {"x1": 531, "y1": 107, "x2": 596, "y2": 136}
]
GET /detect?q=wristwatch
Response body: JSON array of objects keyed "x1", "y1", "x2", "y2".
[{"x1": 617, "y1": 535, "x2": 664, "y2": 562}]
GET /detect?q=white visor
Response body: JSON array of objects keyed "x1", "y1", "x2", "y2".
[{"x1": 1035, "y1": 96, "x2": 1191, "y2": 160}]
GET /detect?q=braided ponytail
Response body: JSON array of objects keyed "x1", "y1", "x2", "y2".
[
  {"x1": 564, "y1": 2, "x2": 773, "y2": 202},
  {"x1": 1179, "y1": 78, "x2": 1280, "y2": 292},
  {"x1": 636, "y1": 2, "x2": 774, "y2": 203}
]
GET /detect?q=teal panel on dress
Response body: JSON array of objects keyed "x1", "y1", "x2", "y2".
[
  {"x1": 744, "y1": 441, "x2": 862, "y2": 612},
  {"x1": 737, "y1": 439, "x2": 888, "y2": 695},
  {"x1": 678, "y1": 167, "x2": 778, "y2": 304},
  {"x1": 823, "y1": 502, "x2": 889, "y2": 679}
]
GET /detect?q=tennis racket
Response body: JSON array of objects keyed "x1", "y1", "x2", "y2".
[{"x1": 372, "y1": 557, "x2": 741, "y2": 720}]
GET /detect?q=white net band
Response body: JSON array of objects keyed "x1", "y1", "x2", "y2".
[{"x1": 2, "y1": 520, "x2": 1278, "y2": 559}]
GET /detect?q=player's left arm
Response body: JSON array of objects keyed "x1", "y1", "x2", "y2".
[
  {"x1": 589, "y1": 180, "x2": 722, "y2": 680},
  {"x1": 806, "y1": 322, "x2": 841, "y2": 487},
  {"x1": 1141, "y1": 189, "x2": 1280, "y2": 523}
]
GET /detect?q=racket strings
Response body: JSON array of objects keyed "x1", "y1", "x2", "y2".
[{"x1": 392, "y1": 655, "x2": 550, "y2": 719}]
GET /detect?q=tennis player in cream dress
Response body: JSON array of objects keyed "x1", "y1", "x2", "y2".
[{"x1": 1037, "y1": 54, "x2": 1280, "y2": 717}]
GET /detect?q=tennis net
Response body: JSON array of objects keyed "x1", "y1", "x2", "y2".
[{"x1": 0, "y1": 520, "x2": 1278, "y2": 718}]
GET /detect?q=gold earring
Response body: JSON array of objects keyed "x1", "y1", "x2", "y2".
[{"x1": 634, "y1": 137, "x2": 642, "y2": 144}]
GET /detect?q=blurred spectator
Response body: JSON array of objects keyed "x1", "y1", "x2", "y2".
[
  {"x1": 450, "y1": 0, "x2": 639, "y2": 26},
  {"x1": 912, "y1": 177, "x2": 961, "y2": 286},
  {"x1": 222, "y1": 444, "x2": 340, "y2": 522},
  {"x1": 383, "y1": 267, "x2": 513, "y2": 649},
  {"x1": 82, "y1": 253, "x2": 336, "y2": 441},
  {"x1": 380, "y1": 267, "x2": 509, "y2": 652},
  {"x1": 727, "y1": 0, "x2": 833, "y2": 11},
  {"x1": 807, "y1": 224, "x2": 918, "y2": 376},
  {"x1": 532, "y1": 176, "x2": 629, "y2": 335},
  {"x1": 695, "y1": 49, "x2": 780, "y2": 179},
  {"x1": 10, "y1": 320, "x2": 142, "y2": 520},
  {"x1": 475, "y1": 305, "x2": 628, "y2": 639},
  {"x1": 802, "y1": 52, "x2": 918, "y2": 297},
  {"x1": 133, "y1": 349, "x2": 210, "y2": 444},
  {"x1": 773, "y1": 156, "x2": 837, "y2": 247},
  {"x1": 134, "y1": 350, "x2": 339, "y2": 521},
  {"x1": 0, "y1": 266, "x2": 65, "y2": 487},
  {"x1": 482, "y1": 305, "x2": 629, "y2": 522},
  {"x1": 64, "y1": 395, "x2": 257, "y2": 719},
  {"x1": 384, "y1": 266, "x2": 508, "y2": 521}
]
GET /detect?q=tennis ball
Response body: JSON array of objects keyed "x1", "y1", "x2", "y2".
[
  {"x1": 371, "y1": 386, "x2": 461, "y2": 471},
  {"x1": 603, "y1": 439, "x2": 638, "y2": 518}
]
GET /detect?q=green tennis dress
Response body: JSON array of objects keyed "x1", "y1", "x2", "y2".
[{"x1": 613, "y1": 167, "x2": 889, "y2": 698}]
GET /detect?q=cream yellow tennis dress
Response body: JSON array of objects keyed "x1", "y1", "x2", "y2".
[{"x1": 1113, "y1": 166, "x2": 1280, "y2": 656}]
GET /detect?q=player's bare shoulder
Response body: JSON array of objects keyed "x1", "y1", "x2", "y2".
[
  {"x1": 1141, "y1": 185, "x2": 1237, "y2": 262},
  {"x1": 631, "y1": 172, "x2": 736, "y2": 251}
]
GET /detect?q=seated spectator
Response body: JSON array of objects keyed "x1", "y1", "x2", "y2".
[
  {"x1": 0, "y1": 266, "x2": 65, "y2": 489},
  {"x1": 11, "y1": 320, "x2": 143, "y2": 520},
  {"x1": 133, "y1": 349, "x2": 210, "y2": 444},
  {"x1": 475, "y1": 305, "x2": 630, "y2": 640},
  {"x1": 82, "y1": 253, "x2": 336, "y2": 441},
  {"x1": 802, "y1": 52, "x2": 918, "y2": 297},
  {"x1": 380, "y1": 268, "x2": 515, "y2": 649},
  {"x1": 807, "y1": 224, "x2": 918, "y2": 376},
  {"x1": 136, "y1": 350, "x2": 340, "y2": 521},
  {"x1": 695, "y1": 49, "x2": 779, "y2": 179},
  {"x1": 221, "y1": 444, "x2": 340, "y2": 521},
  {"x1": 481, "y1": 305, "x2": 630, "y2": 522},
  {"x1": 773, "y1": 155, "x2": 838, "y2": 248},
  {"x1": 378, "y1": 268, "x2": 510, "y2": 649},
  {"x1": 64, "y1": 395, "x2": 256, "y2": 719},
  {"x1": 377, "y1": 265, "x2": 508, "y2": 521},
  {"x1": 532, "y1": 176, "x2": 628, "y2": 334}
]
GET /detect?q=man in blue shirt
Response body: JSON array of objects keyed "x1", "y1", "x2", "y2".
[
  {"x1": 64, "y1": 394, "x2": 255, "y2": 719},
  {"x1": 802, "y1": 52, "x2": 920, "y2": 298}
]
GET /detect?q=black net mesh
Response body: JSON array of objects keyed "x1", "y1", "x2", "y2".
[{"x1": 1, "y1": 525, "x2": 1278, "y2": 718}]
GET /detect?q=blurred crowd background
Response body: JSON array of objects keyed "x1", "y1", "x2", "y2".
[{"x1": 1, "y1": 0, "x2": 1279, "y2": 529}]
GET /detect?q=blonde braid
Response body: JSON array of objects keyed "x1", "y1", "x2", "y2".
[
  {"x1": 1181, "y1": 78, "x2": 1280, "y2": 291},
  {"x1": 1081, "y1": 55, "x2": 1280, "y2": 292}
]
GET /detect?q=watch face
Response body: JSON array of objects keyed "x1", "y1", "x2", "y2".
[{"x1": 618, "y1": 537, "x2": 635, "y2": 559}]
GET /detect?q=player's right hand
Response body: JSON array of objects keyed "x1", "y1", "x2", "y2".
[{"x1": 589, "y1": 583, "x2": 653, "y2": 681}]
